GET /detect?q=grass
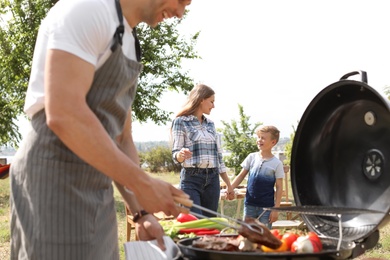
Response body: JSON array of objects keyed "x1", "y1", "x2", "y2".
[{"x1": 1, "y1": 172, "x2": 390, "y2": 259}]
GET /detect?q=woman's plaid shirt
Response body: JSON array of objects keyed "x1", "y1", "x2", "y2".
[{"x1": 171, "y1": 115, "x2": 226, "y2": 173}]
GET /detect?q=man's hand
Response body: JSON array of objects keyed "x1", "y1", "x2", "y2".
[
  {"x1": 133, "y1": 177, "x2": 188, "y2": 218},
  {"x1": 135, "y1": 214, "x2": 166, "y2": 250}
]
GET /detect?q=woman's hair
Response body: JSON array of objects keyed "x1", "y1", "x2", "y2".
[
  {"x1": 255, "y1": 125, "x2": 280, "y2": 143},
  {"x1": 176, "y1": 84, "x2": 215, "y2": 117}
]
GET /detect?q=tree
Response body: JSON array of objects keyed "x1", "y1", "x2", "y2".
[
  {"x1": 0, "y1": 0, "x2": 56, "y2": 146},
  {"x1": 0, "y1": 1, "x2": 199, "y2": 146},
  {"x1": 219, "y1": 104, "x2": 262, "y2": 174},
  {"x1": 384, "y1": 85, "x2": 390, "y2": 100},
  {"x1": 141, "y1": 146, "x2": 180, "y2": 173},
  {"x1": 133, "y1": 20, "x2": 199, "y2": 124},
  {"x1": 283, "y1": 124, "x2": 297, "y2": 166}
]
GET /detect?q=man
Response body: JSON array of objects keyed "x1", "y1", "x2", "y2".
[{"x1": 10, "y1": 0, "x2": 191, "y2": 259}]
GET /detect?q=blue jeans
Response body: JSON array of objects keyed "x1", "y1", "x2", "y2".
[
  {"x1": 179, "y1": 167, "x2": 220, "y2": 217},
  {"x1": 244, "y1": 204, "x2": 272, "y2": 229}
]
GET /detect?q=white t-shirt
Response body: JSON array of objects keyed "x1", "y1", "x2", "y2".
[{"x1": 24, "y1": 0, "x2": 138, "y2": 118}]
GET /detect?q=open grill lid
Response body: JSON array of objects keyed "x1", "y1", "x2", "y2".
[{"x1": 291, "y1": 71, "x2": 390, "y2": 242}]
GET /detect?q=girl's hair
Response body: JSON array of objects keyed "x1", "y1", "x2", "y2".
[
  {"x1": 256, "y1": 125, "x2": 280, "y2": 143},
  {"x1": 175, "y1": 84, "x2": 215, "y2": 117}
]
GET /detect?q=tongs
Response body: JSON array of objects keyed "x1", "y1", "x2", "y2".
[{"x1": 174, "y1": 196, "x2": 264, "y2": 236}]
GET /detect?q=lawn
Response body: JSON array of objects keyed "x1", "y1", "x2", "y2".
[{"x1": 1, "y1": 172, "x2": 390, "y2": 259}]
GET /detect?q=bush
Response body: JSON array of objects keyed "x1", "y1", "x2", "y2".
[{"x1": 141, "y1": 146, "x2": 181, "y2": 173}]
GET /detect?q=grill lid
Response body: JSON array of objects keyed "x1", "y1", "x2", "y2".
[{"x1": 290, "y1": 71, "x2": 390, "y2": 242}]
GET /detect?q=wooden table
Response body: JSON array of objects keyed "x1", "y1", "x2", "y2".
[
  {"x1": 219, "y1": 188, "x2": 246, "y2": 219},
  {"x1": 219, "y1": 186, "x2": 298, "y2": 222}
]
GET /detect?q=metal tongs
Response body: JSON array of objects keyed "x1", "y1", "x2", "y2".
[{"x1": 174, "y1": 196, "x2": 264, "y2": 236}]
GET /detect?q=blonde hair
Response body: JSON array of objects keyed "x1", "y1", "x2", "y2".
[
  {"x1": 256, "y1": 125, "x2": 280, "y2": 143},
  {"x1": 176, "y1": 84, "x2": 215, "y2": 117}
]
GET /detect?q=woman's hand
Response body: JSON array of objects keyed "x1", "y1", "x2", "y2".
[
  {"x1": 135, "y1": 214, "x2": 166, "y2": 250},
  {"x1": 177, "y1": 148, "x2": 192, "y2": 162}
]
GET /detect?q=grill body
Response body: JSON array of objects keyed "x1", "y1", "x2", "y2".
[{"x1": 291, "y1": 71, "x2": 390, "y2": 247}]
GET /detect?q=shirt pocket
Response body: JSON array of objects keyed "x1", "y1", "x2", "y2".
[
  {"x1": 188, "y1": 128, "x2": 202, "y2": 142},
  {"x1": 206, "y1": 125, "x2": 216, "y2": 140}
]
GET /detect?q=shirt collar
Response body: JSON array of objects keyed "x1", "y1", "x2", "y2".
[{"x1": 181, "y1": 114, "x2": 209, "y2": 123}]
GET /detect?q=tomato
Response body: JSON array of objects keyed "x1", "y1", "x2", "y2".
[
  {"x1": 270, "y1": 229, "x2": 283, "y2": 239},
  {"x1": 291, "y1": 236, "x2": 313, "y2": 253},
  {"x1": 307, "y1": 231, "x2": 321, "y2": 242},
  {"x1": 307, "y1": 232, "x2": 323, "y2": 252},
  {"x1": 281, "y1": 232, "x2": 299, "y2": 250},
  {"x1": 291, "y1": 233, "x2": 322, "y2": 253},
  {"x1": 176, "y1": 213, "x2": 198, "y2": 223}
]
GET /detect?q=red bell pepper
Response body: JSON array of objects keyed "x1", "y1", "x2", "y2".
[
  {"x1": 178, "y1": 227, "x2": 220, "y2": 235},
  {"x1": 193, "y1": 229, "x2": 221, "y2": 235},
  {"x1": 176, "y1": 213, "x2": 198, "y2": 223}
]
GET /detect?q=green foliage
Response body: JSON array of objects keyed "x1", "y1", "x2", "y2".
[
  {"x1": 133, "y1": 19, "x2": 199, "y2": 124},
  {"x1": 0, "y1": 3, "x2": 199, "y2": 146},
  {"x1": 219, "y1": 104, "x2": 262, "y2": 174},
  {"x1": 283, "y1": 123, "x2": 297, "y2": 166},
  {"x1": 384, "y1": 85, "x2": 390, "y2": 100},
  {"x1": 141, "y1": 146, "x2": 180, "y2": 173},
  {"x1": 135, "y1": 141, "x2": 169, "y2": 153},
  {"x1": 0, "y1": 0, "x2": 55, "y2": 146}
]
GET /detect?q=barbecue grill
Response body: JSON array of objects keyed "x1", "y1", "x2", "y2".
[
  {"x1": 290, "y1": 70, "x2": 390, "y2": 258},
  {"x1": 177, "y1": 71, "x2": 390, "y2": 259}
]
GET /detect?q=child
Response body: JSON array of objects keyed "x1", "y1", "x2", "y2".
[{"x1": 230, "y1": 125, "x2": 284, "y2": 228}]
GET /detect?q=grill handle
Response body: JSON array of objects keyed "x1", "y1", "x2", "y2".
[{"x1": 339, "y1": 70, "x2": 367, "y2": 83}]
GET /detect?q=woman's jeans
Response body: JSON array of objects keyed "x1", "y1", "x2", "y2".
[
  {"x1": 244, "y1": 204, "x2": 272, "y2": 229},
  {"x1": 180, "y1": 167, "x2": 220, "y2": 217}
]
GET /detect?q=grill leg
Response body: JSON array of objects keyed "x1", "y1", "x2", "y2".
[{"x1": 351, "y1": 229, "x2": 379, "y2": 259}]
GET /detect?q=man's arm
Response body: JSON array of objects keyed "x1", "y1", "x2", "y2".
[{"x1": 44, "y1": 49, "x2": 187, "y2": 216}]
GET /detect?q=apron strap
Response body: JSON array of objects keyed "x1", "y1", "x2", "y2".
[
  {"x1": 111, "y1": 0, "x2": 142, "y2": 62},
  {"x1": 132, "y1": 28, "x2": 142, "y2": 62},
  {"x1": 111, "y1": 0, "x2": 125, "y2": 52}
]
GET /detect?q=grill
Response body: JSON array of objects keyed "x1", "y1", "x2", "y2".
[
  {"x1": 177, "y1": 71, "x2": 390, "y2": 259},
  {"x1": 290, "y1": 70, "x2": 390, "y2": 257}
]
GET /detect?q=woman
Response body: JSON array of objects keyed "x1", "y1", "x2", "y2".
[{"x1": 171, "y1": 84, "x2": 234, "y2": 217}]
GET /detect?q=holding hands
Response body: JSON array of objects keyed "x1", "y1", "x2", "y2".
[{"x1": 226, "y1": 189, "x2": 236, "y2": 200}]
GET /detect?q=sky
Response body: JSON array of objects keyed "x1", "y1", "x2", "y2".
[
  {"x1": 131, "y1": 0, "x2": 390, "y2": 142},
  {"x1": 14, "y1": 0, "x2": 390, "y2": 143}
]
